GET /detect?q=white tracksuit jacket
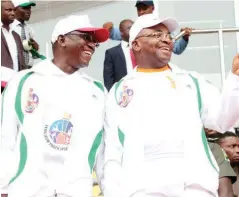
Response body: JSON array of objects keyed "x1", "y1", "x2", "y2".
[
  {"x1": 0, "y1": 59, "x2": 105, "y2": 197},
  {"x1": 103, "y1": 64, "x2": 239, "y2": 197}
]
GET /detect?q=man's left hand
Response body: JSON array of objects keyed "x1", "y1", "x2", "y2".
[
  {"x1": 232, "y1": 53, "x2": 239, "y2": 76},
  {"x1": 30, "y1": 38, "x2": 39, "y2": 51},
  {"x1": 181, "y1": 27, "x2": 193, "y2": 41},
  {"x1": 204, "y1": 128, "x2": 218, "y2": 137}
]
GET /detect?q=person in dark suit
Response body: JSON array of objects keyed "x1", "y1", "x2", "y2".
[
  {"x1": 103, "y1": 19, "x2": 134, "y2": 91},
  {"x1": 1, "y1": 0, "x2": 24, "y2": 72}
]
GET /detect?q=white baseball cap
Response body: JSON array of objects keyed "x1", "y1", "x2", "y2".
[
  {"x1": 129, "y1": 14, "x2": 179, "y2": 46},
  {"x1": 1, "y1": 67, "x2": 17, "y2": 88},
  {"x1": 12, "y1": 0, "x2": 36, "y2": 7},
  {"x1": 51, "y1": 15, "x2": 109, "y2": 44}
]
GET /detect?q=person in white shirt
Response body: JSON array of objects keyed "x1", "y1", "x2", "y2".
[
  {"x1": 0, "y1": 15, "x2": 109, "y2": 197},
  {"x1": 1, "y1": 0, "x2": 24, "y2": 72},
  {"x1": 103, "y1": 13, "x2": 239, "y2": 197},
  {"x1": 11, "y1": 0, "x2": 39, "y2": 68},
  {"x1": 103, "y1": 19, "x2": 134, "y2": 91},
  {"x1": 1, "y1": 66, "x2": 17, "y2": 93}
]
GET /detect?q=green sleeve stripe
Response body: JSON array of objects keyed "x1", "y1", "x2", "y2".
[
  {"x1": 189, "y1": 74, "x2": 202, "y2": 114},
  {"x1": 9, "y1": 133, "x2": 28, "y2": 184},
  {"x1": 200, "y1": 128, "x2": 219, "y2": 172},
  {"x1": 114, "y1": 81, "x2": 125, "y2": 146},
  {"x1": 88, "y1": 129, "x2": 103, "y2": 172},
  {"x1": 9, "y1": 72, "x2": 34, "y2": 185},
  {"x1": 118, "y1": 127, "x2": 125, "y2": 146},
  {"x1": 189, "y1": 74, "x2": 219, "y2": 173}
]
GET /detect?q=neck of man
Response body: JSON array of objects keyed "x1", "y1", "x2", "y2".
[
  {"x1": 2, "y1": 22, "x2": 10, "y2": 31},
  {"x1": 52, "y1": 57, "x2": 78, "y2": 75},
  {"x1": 17, "y1": 18, "x2": 25, "y2": 24},
  {"x1": 137, "y1": 59, "x2": 168, "y2": 69},
  {"x1": 136, "y1": 53, "x2": 169, "y2": 69},
  {"x1": 122, "y1": 37, "x2": 129, "y2": 43}
]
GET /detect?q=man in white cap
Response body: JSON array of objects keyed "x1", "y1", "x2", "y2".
[
  {"x1": 11, "y1": 0, "x2": 40, "y2": 69},
  {"x1": 0, "y1": 15, "x2": 109, "y2": 197},
  {"x1": 103, "y1": 13, "x2": 239, "y2": 197}
]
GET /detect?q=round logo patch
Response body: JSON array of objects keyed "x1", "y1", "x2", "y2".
[
  {"x1": 44, "y1": 113, "x2": 73, "y2": 151},
  {"x1": 118, "y1": 85, "x2": 134, "y2": 108},
  {"x1": 25, "y1": 88, "x2": 39, "y2": 113}
]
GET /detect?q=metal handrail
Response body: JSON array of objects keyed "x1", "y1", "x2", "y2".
[
  {"x1": 192, "y1": 27, "x2": 239, "y2": 33},
  {"x1": 175, "y1": 27, "x2": 239, "y2": 85},
  {"x1": 175, "y1": 27, "x2": 239, "y2": 40}
]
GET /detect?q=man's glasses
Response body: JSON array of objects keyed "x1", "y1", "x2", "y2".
[
  {"x1": 65, "y1": 32, "x2": 100, "y2": 47},
  {"x1": 135, "y1": 32, "x2": 175, "y2": 41}
]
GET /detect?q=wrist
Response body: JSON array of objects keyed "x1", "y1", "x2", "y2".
[
  {"x1": 183, "y1": 36, "x2": 189, "y2": 41},
  {"x1": 232, "y1": 69, "x2": 239, "y2": 76}
]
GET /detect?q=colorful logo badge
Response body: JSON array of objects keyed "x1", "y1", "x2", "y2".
[
  {"x1": 44, "y1": 113, "x2": 73, "y2": 151},
  {"x1": 25, "y1": 88, "x2": 39, "y2": 113},
  {"x1": 118, "y1": 85, "x2": 134, "y2": 108}
]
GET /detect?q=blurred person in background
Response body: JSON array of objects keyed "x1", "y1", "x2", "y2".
[
  {"x1": 1, "y1": 0, "x2": 24, "y2": 72},
  {"x1": 103, "y1": 0, "x2": 192, "y2": 55},
  {"x1": 218, "y1": 132, "x2": 239, "y2": 196},
  {"x1": 103, "y1": 19, "x2": 135, "y2": 91},
  {"x1": 11, "y1": 0, "x2": 40, "y2": 69},
  {"x1": 206, "y1": 128, "x2": 237, "y2": 197}
]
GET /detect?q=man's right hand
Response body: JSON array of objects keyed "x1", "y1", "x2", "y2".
[
  {"x1": 29, "y1": 38, "x2": 39, "y2": 51},
  {"x1": 103, "y1": 22, "x2": 114, "y2": 32}
]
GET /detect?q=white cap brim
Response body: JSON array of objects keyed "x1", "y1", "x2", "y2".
[
  {"x1": 129, "y1": 14, "x2": 179, "y2": 47},
  {"x1": 51, "y1": 15, "x2": 109, "y2": 44}
]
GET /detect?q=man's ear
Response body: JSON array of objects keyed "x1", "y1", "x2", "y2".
[
  {"x1": 119, "y1": 28, "x2": 123, "y2": 37},
  {"x1": 132, "y1": 40, "x2": 141, "y2": 52},
  {"x1": 152, "y1": 6, "x2": 155, "y2": 11},
  {"x1": 57, "y1": 35, "x2": 66, "y2": 47}
]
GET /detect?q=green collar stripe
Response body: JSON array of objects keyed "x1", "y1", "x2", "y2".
[{"x1": 93, "y1": 81, "x2": 104, "y2": 92}]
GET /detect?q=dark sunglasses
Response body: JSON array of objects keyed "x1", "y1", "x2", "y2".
[{"x1": 65, "y1": 32, "x2": 100, "y2": 47}]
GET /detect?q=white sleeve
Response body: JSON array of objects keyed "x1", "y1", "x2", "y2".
[
  {"x1": 102, "y1": 85, "x2": 123, "y2": 197},
  {"x1": 94, "y1": 140, "x2": 105, "y2": 187},
  {"x1": 94, "y1": 86, "x2": 107, "y2": 189},
  {"x1": 0, "y1": 77, "x2": 20, "y2": 189},
  {"x1": 198, "y1": 72, "x2": 239, "y2": 132}
]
